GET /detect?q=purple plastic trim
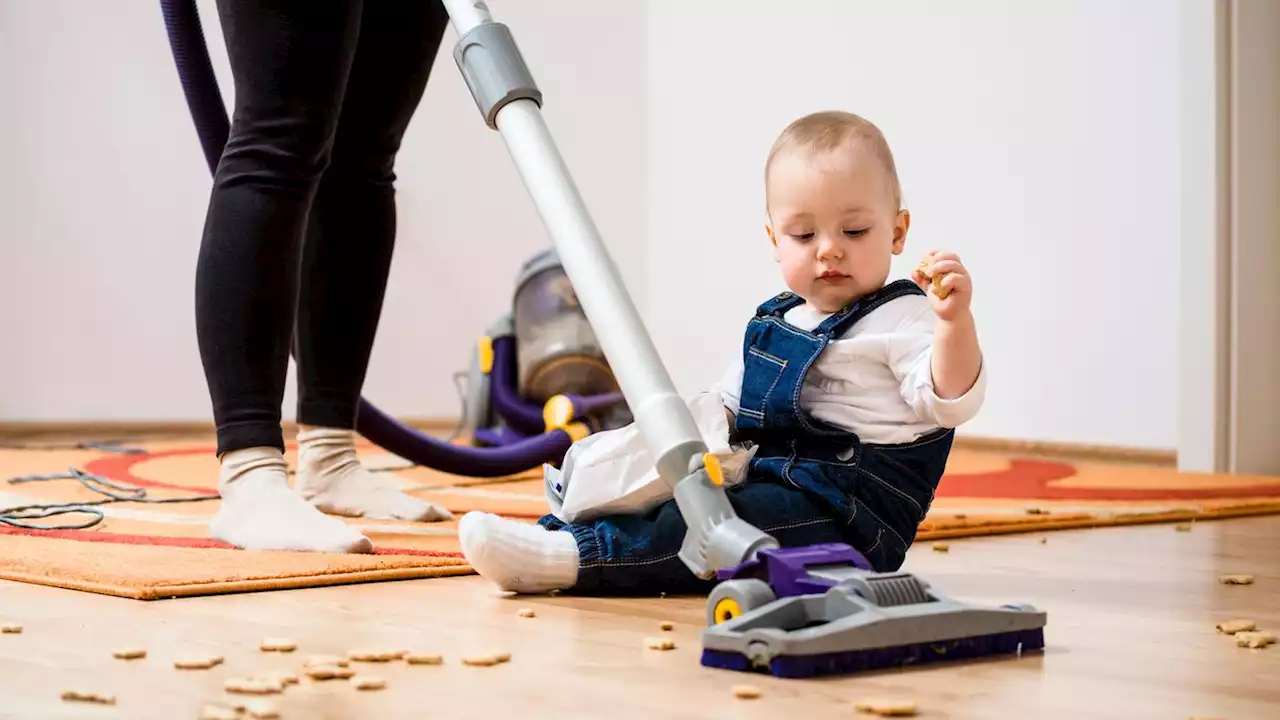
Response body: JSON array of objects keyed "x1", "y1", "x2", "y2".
[{"x1": 717, "y1": 543, "x2": 874, "y2": 599}]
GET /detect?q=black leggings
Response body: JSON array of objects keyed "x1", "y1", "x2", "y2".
[{"x1": 196, "y1": 0, "x2": 449, "y2": 456}]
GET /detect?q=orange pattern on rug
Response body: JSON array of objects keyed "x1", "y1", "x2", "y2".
[{"x1": 1, "y1": 438, "x2": 1278, "y2": 599}]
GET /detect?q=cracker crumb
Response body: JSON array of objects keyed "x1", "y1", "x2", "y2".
[
  {"x1": 1215, "y1": 619, "x2": 1256, "y2": 634},
  {"x1": 2, "y1": 624, "x2": 22, "y2": 634},
  {"x1": 224, "y1": 676, "x2": 285, "y2": 695},
  {"x1": 461, "y1": 654, "x2": 502, "y2": 667},
  {"x1": 855, "y1": 698, "x2": 918, "y2": 716},
  {"x1": 305, "y1": 664, "x2": 355, "y2": 680},
  {"x1": 517, "y1": 608, "x2": 536, "y2": 618},
  {"x1": 112, "y1": 648, "x2": 146, "y2": 660},
  {"x1": 932, "y1": 543, "x2": 949, "y2": 552},
  {"x1": 259, "y1": 636, "x2": 296, "y2": 652},
  {"x1": 917, "y1": 261, "x2": 951, "y2": 299},
  {"x1": 732, "y1": 684, "x2": 762, "y2": 699},
  {"x1": 659, "y1": 621, "x2": 675, "y2": 631},
  {"x1": 61, "y1": 689, "x2": 115, "y2": 705},
  {"x1": 405, "y1": 652, "x2": 444, "y2": 665},
  {"x1": 1175, "y1": 522, "x2": 1193, "y2": 532},
  {"x1": 174, "y1": 655, "x2": 224, "y2": 670},
  {"x1": 1039, "y1": 537, "x2": 1048, "y2": 544},
  {"x1": 1025, "y1": 507, "x2": 1049, "y2": 515},
  {"x1": 645, "y1": 637, "x2": 676, "y2": 651},
  {"x1": 1235, "y1": 631, "x2": 1276, "y2": 649},
  {"x1": 348, "y1": 648, "x2": 404, "y2": 662},
  {"x1": 1220, "y1": 574, "x2": 1255, "y2": 585},
  {"x1": 351, "y1": 675, "x2": 387, "y2": 691}
]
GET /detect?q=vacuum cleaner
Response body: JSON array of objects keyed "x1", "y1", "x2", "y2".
[{"x1": 159, "y1": 0, "x2": 1046, "y2": 678}]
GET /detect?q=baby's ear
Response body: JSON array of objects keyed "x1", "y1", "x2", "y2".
[{"x1": 892, "y1": 209, "x2": 910, "y2": 253}]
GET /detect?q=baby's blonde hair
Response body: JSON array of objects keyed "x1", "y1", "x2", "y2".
[{"x1": 765, "y1": 110, "x2": 902, "y2": 210}]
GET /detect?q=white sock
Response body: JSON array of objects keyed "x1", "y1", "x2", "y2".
[
  {"x1": 457, "y1": 512, "x2": 578, "y2": 593},
  {"x1": 210, "y1": 446, "x2": 373, "y2": 553},
  {"x1": 294, "y1": 425, "x2": 452, "y2": 522}
]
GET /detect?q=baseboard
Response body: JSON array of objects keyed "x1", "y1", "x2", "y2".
[
  {"x1": 0, "y1": 419, "x2": 1178, "y2": 467},
  {"x1": 952, "y1": 434, "x2": 1177, "y2": 466}
]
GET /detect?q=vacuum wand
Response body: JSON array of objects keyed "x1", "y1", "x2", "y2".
[{"x1": 440, "y1": 0, "x2": 777, "y2": 577}]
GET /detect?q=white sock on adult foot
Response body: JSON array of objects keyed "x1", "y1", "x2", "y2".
[
  {"x1": 458, "y1": 512, "x2": 578, "y2": 593},
  {"x1": 209, "y1": 446, "x2": 373, "y2": 553},
  {"x1": 294, "y1": 425, "x2": 452, "y2": 522}
]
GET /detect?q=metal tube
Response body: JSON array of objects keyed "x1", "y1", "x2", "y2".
[
  {"x1": 491, "y1": 99, "x2": 708, "y2": 482},
  {"x1": 439, "y1": 0, "x2": 709, "y2": 484},
  {"x1": 440, "y1": 0, "x2": 493, "y2": 35}
]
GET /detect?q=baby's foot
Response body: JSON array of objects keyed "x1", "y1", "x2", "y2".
[
  {"x1": 210, "y1": 447, "x2": 373, "y2": 553},
  {"x1": 294, "y1": 426, "x2": 452, "y2": 522},
  {"x1": 458, "y1": 512, "x2": 578, "y2": 593}
]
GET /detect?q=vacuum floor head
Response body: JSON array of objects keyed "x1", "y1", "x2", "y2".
[{"x1": 701, "y1": 549, "x2": 1046, "y2": 678}]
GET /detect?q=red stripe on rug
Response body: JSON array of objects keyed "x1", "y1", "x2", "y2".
[
  {"x1": 75, "y1": 446, "x2": 1280, "y2": 515},
  {"x1": 937, "y1": 459, "x2": 1280, "y2": 500},
  {"x1": 0, "y1": 524, "x2": 462, "y2": 558},
  {"x1": 83, "y1": 447, "x2": 220, "y2": 495}
]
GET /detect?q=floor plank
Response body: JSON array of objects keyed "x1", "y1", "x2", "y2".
[{"x1": 1, "y1": 515, "x2": 1277, "y2": 719}]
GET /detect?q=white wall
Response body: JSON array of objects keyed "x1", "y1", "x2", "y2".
[
  {"x1": 2, "y1": 1, "x2": 1195, "y2": 452},
  {"x1": 0, "y1": 0, "x2": 647, "y2": 422},
  {"x1": 646, "y1": 0, "x2": 1182, "y2": 450}
]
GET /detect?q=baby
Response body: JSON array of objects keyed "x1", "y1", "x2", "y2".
[{"x1": 458, "y1": 110, "x2": 985, "y2": 595}]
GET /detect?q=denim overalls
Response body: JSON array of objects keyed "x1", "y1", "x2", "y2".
[{"x1": 538, "y1": 279, "x2": 954, "y2": 595}]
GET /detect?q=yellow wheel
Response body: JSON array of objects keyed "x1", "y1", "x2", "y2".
[
  {"x1": 712, "y1": 597, "x2": 742, "y2": 624},
  {"x1": 706, "y1": 579, "x2": 775, "y2": 626}
]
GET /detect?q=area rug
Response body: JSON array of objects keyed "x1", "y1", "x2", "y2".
[{"x1": 1, "y1": 436, "x2": 1279, "y2": 600}]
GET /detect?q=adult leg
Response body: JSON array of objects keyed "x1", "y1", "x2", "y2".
[
  {"x1": 459, "y1": 478, "x2": 846, "y2": 595},
  {"x1": 291, "y1": 1, "x2": 453, "y2": 523},
  {"x1": 199, "y1": 0, "x2": 370, "y2": 552}
]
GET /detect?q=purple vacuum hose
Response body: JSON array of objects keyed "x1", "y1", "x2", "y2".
[
  {"x1": 356, "y1": 402, "x2": 571, "y2": 477},
  {"x1": 158, "y1": 0, "x2": 229, "y2": 176},
  {"x1": 474, "y1": 425, "x2": 529, "y2": 448},
  {"x1": 159, "y1": 0, "x2": 575, "y2": 476},
  {"x1": 490, "y1": 337, "x2": 628, "y2": 436},
  {"x1": 489, "y1": 336, "x2": 548, "y2": 435}
]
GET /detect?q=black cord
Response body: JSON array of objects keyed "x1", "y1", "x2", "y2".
[{"x1": 0, "y1": 466, "x2": 218, "y2": 531}]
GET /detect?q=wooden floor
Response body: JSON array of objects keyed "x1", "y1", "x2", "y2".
[{"x1": 0, "y1": 512, "x2": 1276, "y2": 719}]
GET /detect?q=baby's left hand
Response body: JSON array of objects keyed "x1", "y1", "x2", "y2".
[{"x1": 912, "y1": 250, "x2": 972, "y2": 322}]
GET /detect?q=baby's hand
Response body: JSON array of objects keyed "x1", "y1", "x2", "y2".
[{"x1": 912, "y1": 250, "x2": 972, "y2": 322}]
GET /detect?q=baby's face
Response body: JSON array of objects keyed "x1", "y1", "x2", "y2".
[{"x1": 766, "y1": 146, "x2": 907, "y2": 313}]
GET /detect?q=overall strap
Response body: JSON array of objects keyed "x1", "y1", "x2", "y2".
[
  {"x1": 814, "y1": 278, "x2": 925, "y2": 337},
  {"x1": 753, "y1": 291, "x2": 807, "y2": 318}
]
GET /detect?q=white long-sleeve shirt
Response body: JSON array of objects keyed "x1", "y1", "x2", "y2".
[{"x1": 715, "y1": 293, "x2": 986, "y2": 445}]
